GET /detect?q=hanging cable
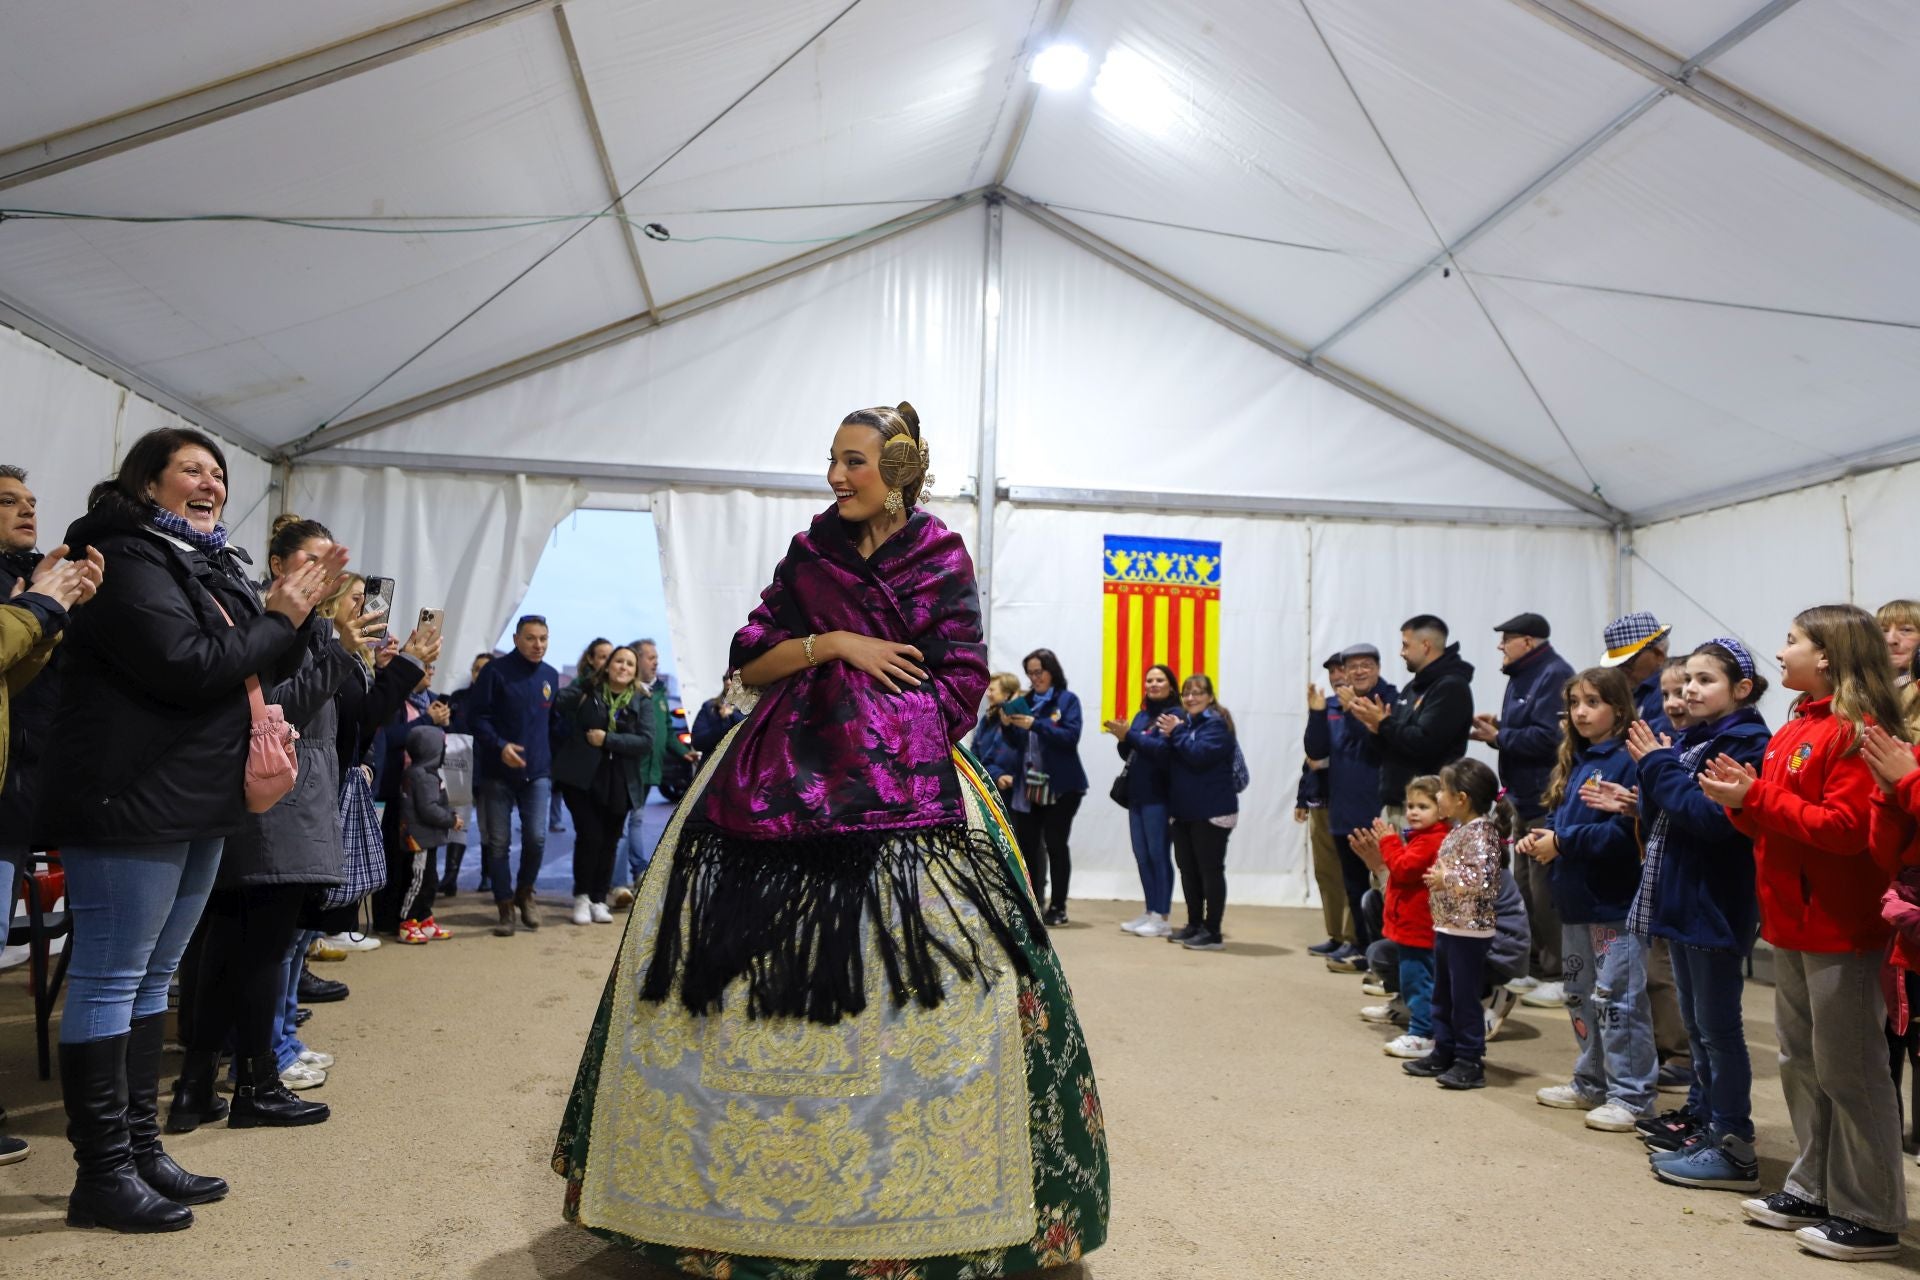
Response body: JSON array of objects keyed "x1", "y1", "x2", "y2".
[
  {"x1": 1627, "y1": 546, "x2": 1781, "y2": 674},
  {"x1": 299, "y1": 0, "x2": 871, "y2": 441}
]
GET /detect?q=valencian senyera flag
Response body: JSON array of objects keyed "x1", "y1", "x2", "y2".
[{"x1": 1102, "y1": 535, "x2": 1222, "y2": 726}]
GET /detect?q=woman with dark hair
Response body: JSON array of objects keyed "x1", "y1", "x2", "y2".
[
  {"x1": 555, "y1": 403, "x2": 1108, "y2": 1276},
  {"x1": 1005, "y1": 646, "x2": 1089, "y2": 925},
  {"x1": 40, "y1": 428, "x2": 340, "y2": 1232},
  {"x1": 170, "y1": 515, "x2": 390, "y2": 1132},
  {"x1": 550, "y1": 639, "x2": 613, "y2": 833},
  {"x1": 1131, "y1": 673, "x2": 1240, "y2": 950},
  {"x1": 1105, "y1": 663, "x2": 1181, "y2": 937},
  {"x1": 552, "y1": 644, "x2": 654, "y2": 925}
]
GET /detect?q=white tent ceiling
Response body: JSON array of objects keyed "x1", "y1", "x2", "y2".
[{"x1": 2, "y1": 0, "x2": 1917, "y2": 525}]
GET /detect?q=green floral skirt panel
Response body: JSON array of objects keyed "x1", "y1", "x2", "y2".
[{"x1": 553, "y1": 744, "x2": 1109, "y2": 1280}]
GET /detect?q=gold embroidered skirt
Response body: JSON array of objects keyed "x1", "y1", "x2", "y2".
[{"x1": 553, "y1": 746, "x2": 1109, "y2": 1279}]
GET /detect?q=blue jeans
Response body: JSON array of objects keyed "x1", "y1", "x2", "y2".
[
  {"x1": 613, "y1": 790, "x2": 656, "y2": 889},
  {"x1": 274, "y1": 928, "x2": 317, "y2": 1068},
  {"x1": 1564, "y1": 921, "x2": 1658, "y2": 1114},
  {"x1": 1399, "y1": 944, "x2": 1435, "y2": 1039},
  {"x1": 479, "y1": 776, "x2": 551, "y2": 904},
  {"x1": 60, "y1": 840, "x2": 224, "y2": 1043},
  {"x1": 1127, "y1": 802, "x2": 1173, "y2": 915},
  {"x1": 1670, "y1": 941, "x2": 1754, "y2": 1141}
]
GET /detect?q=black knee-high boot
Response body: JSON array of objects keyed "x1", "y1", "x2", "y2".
[
  {"x1": 165, "y1": 1048, "x2": 228, "y2": 1134},
  {"x1": 60, "y1": 1034, "x2": 193, "y2": 1232},
  {"x1": 125, "y1": 1015, "x2": 226, "y2": 1204}
]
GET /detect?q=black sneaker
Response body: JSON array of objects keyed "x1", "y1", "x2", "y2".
[
  {"x1": 1636, "y1": 1107, "x2": 1698, "y2": 1140},
  {"x1": 1741, "y1": 1190, "x2": 1831, "y2": 1231},
  {"x1": 1639, "y1": 1109, "x2": 1703, "y2": 1152},
  {"x1": 297, "y1": 967, "x2": 348, "y2": 1003},
  {"x1": 1647, "y1": 1129, "x2": 1709, "y2": 1161},
  {"x1": 1795, "y1": 1218, "x2": 1902, "y2": 1262},
  {"x1": 0, "y1": 1133, "x2": 28, "y2": 1166},
  {"x1": 1402, "y1": 1053, "x2": 1453, "y2": 1078},
  {"x1": 1324, "y1": 945, "x2": 1367, "y2": 974},
  {"x1": 1167, "y1": 923, "x2": 1202, "y2": 944},
  {"x1": 1306, "y1": 937, "x2": 1344, "y2": 957},
  {"x1": 1436, "y1": 1061, "x2": 1486, "y2": 1090},
  {"x1": 1181, "y1": 931, "x2": 1225, "y2": 951}
]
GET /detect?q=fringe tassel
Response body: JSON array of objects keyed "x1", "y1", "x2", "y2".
[{"x1": 639, "y1": 824, "x2": 1046, "y2": 1025}]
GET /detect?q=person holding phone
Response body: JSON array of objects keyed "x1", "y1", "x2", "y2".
[
  {"x1": 470, "y1": 615, "x2": 560, "y2": 935},
  {"x1": 1005, "y1": 648, "x2": 1088, "y2": 926}
]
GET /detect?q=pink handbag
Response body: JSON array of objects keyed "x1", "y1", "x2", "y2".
[{"x1": 210, "y1": 595, "x2": 300, "y2": 812}]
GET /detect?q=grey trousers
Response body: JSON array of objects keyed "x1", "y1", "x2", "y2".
[
  {"x1": 1775, "y1": 948, "x2": 1907, "y2": 1233},
  {"x1": 1514, "y1": 842, "x2": 1563, "y2": 980}
]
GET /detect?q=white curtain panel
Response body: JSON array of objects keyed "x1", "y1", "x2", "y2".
[{"x1": 287, "y1": 463, "x2": 584, "y2": 680}]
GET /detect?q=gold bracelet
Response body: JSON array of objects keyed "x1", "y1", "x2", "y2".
[{"x1": 802, "y1": 634, "x2": 817, "y2": 666}]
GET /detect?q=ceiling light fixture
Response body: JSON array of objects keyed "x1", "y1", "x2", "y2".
[
  {"x1": 1091, "y1": 47, "x2": 1179, "y2": 137},
  {"x1": 1028, "y1": 42, "x2": 1090, "y2": 90}
]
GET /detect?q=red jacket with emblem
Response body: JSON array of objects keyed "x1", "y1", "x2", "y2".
[
  {"x1": 1728, "y1": 697, "x2": 1891, "y2": 953},
  {"x1": 1378, "y1": 820, "x2": 1451, "y2": 949}
]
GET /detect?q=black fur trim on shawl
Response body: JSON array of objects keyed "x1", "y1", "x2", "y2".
[{"x1": 639, "y1": 823, "x2": 1047, "y2": 1025}]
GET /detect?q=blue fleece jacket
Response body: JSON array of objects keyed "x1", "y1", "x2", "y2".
[
  {"x1": 1130, "y1": 707, "x2": 1237, "y2": 821},
  {"x1": 1005, "y1": 687, "x2": 1089, "y2": 796},
  {"x1": 471, "y1": 649, "x2": 560, "y2": 784},
  {"x1": 1495, "y1": 642, "x2": 1574, "y2": 820},
  {"x1": 1542, "y1": 735, "x2": 1642, "y2": 924},
  {"x1": 970, "y1": 709, "x2": 1023, "y2": 787},
  {"x1": 1304, "y1": 680, "x2": 1399, "y2": 833},
  {"x1": 1640, "y1": 708, "x2": 1769, "y2": 952},
  {"x1": 1117, "y1": 698, "x2": 1179, "y2": 809}
]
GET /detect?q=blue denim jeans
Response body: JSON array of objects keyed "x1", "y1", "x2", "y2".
[
  {"x1": 274, "y1": 928, "x2": 316, "y2": 1069},
  {"x1": 1127, "y1": 802, "x2": 1173, "y2": 915},
  {"x1": 479, "y1": 776, "x2": 551, "y2": 904},
  {"x1": 1564, "y1": 921, "x2": 1658, "y2": 1114},
  {"x1": 613, "y1": 790, "x2": 656, "y2": 889},
  {"x1": 60, "y1": 839, "x2": 224, "y2": 1043},
  {"x1": 1399, "y1": 944, "x2": 1435, "y2": 1039},
  {"x1": 1670, "y1": 941, "x2": 1754, "y2": 1141}
]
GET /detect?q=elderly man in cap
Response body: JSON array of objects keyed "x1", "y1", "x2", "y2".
[
  {"x1": 1296, "y1": 651, "x2": 1352, "y2": 958},
  {"x1": 1472, "y1": 612, "x2": 1574, "y2": 1006},
  {"x1": 1311, "y1": 643, "x2": 1399, "y2": 971},
  {"x1": 1601, "y1": 609, "x2": 1673, "y2": 735}
]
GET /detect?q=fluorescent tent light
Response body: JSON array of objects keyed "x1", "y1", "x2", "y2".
[
  {"x1": 1028, "y1": 42, "x2": 1089, "y2": 90},
  {"x1": 1091, "y1": 46, "x2": 1179, "y2": 136}
]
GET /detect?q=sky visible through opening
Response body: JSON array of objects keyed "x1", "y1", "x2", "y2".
[{"x1": 495, "y1": 507, "x2": 680, "y2": 690}]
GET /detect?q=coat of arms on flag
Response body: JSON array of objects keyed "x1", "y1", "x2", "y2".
[{"x1": 1102, "y1": 535, "x2": 1222, "y2": 726}]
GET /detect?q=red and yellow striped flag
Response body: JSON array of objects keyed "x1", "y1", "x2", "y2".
[{"x1": 1102, "y1": 535, "x2": 1222, "y2": 726}]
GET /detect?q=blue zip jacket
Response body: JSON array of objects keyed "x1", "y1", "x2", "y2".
[
  {"x1": 471, "y1": 650, "x2": 560, "y2": 784},
  {"x1": 1296, "y1": 761, "x2": 1326, "y2": 809},
  {"x1": 1005, "y1": 687, "x2": 1089, "y2": 796},
  {"x1": 1303, "y1": 680, "x2": 1399, "y2": 833},
  {"x1": 1130, "y1": 707, "x2": 1237, "y2": 821},
  {"x1": 1641, "y1": 708, "x2": 1769, "y2": 952},
  {"x1": 1495, "y1": 642, "x2": 1574, "y2": 820},
  {"x1": 970, "y1": 709, "x2": 1023, "y2": 786},
  {"x1": 1117, "y1": 697, "x2": 1179, "y2": 809},
  {"x1": 1542, "y1": 735, "x2": 1641, "y2": 924}
]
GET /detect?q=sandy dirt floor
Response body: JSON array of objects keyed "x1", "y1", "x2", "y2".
[{"x1": 4, "y1": 894, "x2": 1919, "y2": 1278}]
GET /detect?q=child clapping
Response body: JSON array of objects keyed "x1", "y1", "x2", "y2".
[{"x1": 1350, "y1": 777, "x2": 1451, "y2": 1060}]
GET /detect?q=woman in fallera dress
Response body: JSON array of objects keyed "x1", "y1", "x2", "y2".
[{"x1": 554, "y1": 403, "x2": 1110, "y2": 1279}]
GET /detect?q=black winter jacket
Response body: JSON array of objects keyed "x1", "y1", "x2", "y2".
[
  {"x1": 37, "y1": 501, "x2": 304, "y2": 847},
  {"x1": 1372, "y1": 644, "x2": 1477, "y2": 808}
]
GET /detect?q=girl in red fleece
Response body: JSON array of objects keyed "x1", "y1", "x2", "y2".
[
  {"x1": 1700, "y1": 604, "x2": 1906, "y2": 1262},
  {"x1": 1349, "y1": 776, "x2": 1452, "y2": 1061}
]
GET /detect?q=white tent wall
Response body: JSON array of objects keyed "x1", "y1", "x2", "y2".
[
  {"x1": 285, "y1": 463, "x2": 585, "y2": 679},
  {"x1": 1, "y1": 325, "x2": 274, "y2": 556},
  {"x1": 1628, "y1": 463, "x2": 1920, "y2": 728}
]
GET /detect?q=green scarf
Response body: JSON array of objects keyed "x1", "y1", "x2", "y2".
[{"x1": 603, "y1": 685, "x2": 637, "y2": 731}]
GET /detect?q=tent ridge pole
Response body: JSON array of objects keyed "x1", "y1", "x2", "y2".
[{"x1": 553, "y1": 5, "x2": 659, "y2": 320}]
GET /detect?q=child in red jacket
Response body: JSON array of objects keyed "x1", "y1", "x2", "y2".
[
  {"x1": 1863, "y1": 721, "x2": 1920, "y2": 1168},
  {"x1": 1349, "y1": 777, "x2": 1452, "y2": 1062},
  {"x1": 1700, "y1": 604, "x2": 1906, "y2": 1261}
]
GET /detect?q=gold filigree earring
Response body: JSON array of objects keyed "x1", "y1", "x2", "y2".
[{"x1": 884, "y1": 488, "x2": 904, "y2": 515}]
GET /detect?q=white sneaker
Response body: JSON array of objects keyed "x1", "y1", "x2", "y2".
[
  {"x1": 570, "y1": 894, "x2": 592, "y2": 925},
  {"x1": 1585, "y1": 1101, "x2": 1642, "y2": 1132},
  {"x1": 297, "y1": 1048, "x2": 335, "y2": 1070},
  {"x1": 1383, "y1": 1034, "x2": 1434, "y2": 1059},
  {"x1": 1504, "y1": 974, "x2": 1539, "y2": 994},
  {"x1": 1119, "y1": 913, "x2": 1152, "y2": 934},
  {"x1": 1520, "y1": 980, "x2": 1567, "y2": 1007},
  {"x1": 590, "y1": 901, "x2": 614, "y2": 924},
  {"x1": 321, "y1": 931, "x2": 380, "y2": 952},
  {"x1": 1361, "y1": 976, "x2": 1389, "y2": 997},
  {"x1": 1484, "y1": 987, "x2": 1520, "y2": 1040},
  {"x1": 1536, "y1": 1083, "x2": 1600, "y2": 1109},
  {"x1": 1359, "y1": 1004, "x2": 1399, "y2": 1024},
  {"x1": 1133, "y1": 914, "x2": 1172, "y2": 938},
  {"x1": 280, "y1": 1061, "x2": 326, "y2": 1090}
]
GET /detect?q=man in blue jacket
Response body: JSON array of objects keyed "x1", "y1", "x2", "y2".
[
  {"x1": 472, "y1": 615, "x2": 559, "y2": 936},
  {"x1": 1308, "y1": 643, "x2": 1398, "y2": 969},
  {"x1": 1472, "y1": 612, "x2": 1574, "y2": 1004}
]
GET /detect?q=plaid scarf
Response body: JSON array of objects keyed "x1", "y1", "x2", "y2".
[
  {"x1": 148, "y1": 504, "x2": 229, "y2": 553},
  {"x1": 1626, "y1": 731, "x2": 1716, "y2": 937}
]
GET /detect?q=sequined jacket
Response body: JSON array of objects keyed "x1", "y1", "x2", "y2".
[{"x1": 1429, "y1": 815, "x2": 1504, "y2": 934}]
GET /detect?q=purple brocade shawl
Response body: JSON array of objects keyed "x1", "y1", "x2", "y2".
[{"x1": 699, "y1": 505, "x2": 988, "y2": 840}]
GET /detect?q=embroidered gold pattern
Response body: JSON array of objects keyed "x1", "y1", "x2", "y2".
[
  {"x1": 709, "y1": 1100, "x2": 875, "y2": 1223},
  {"x1": 870, "y1": 1073, "x2": 1000, "y2": 1220},
  {"x1": 703, "y1": 1004, "x2": 880, "y2": 1097}
]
